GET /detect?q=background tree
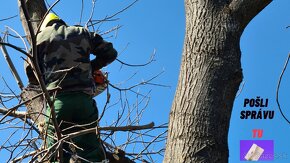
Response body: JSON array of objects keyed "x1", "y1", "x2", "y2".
[{"x1": 164, "y1": 0, "x2": 272, "y2": 162}]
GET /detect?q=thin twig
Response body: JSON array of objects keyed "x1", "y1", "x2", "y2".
[
  {"x1": 0, "y1": 108, "x2": 27, "y2": 119},
  {"x1": 90, "y1": 0, "x2": 139, "y2": 26},
  {"x1": 68, "y1": 122, "x2": 155, "y2": 140},
  {"x1": 85, "y1": 0, "x2": 97, "y2": 29},
  {"x1": 276, "y1": 53, "x2": 290, "y2": 124},
  {"x1": 133, "y1": 130, "x2": 167, "y2": 160},
  {"x1": 109, "y1": 70, "x2": 168, "y2": 92},
  {"x1": 116, "y1": 49, "x2": 156, "y2": 67},
  {"x1": 79, "y1": 0, "x2": 84, "y2": 25},
  {"x1": 6, "y1": 26, "x2": 29, "y2": 52},
  {"x1": 235, "y1": 81, "x2": 245, "y2": 98},
  {"x1": 0, "y1": 15, "x2": 18, "y2": 22},
  {"x1": 0, "y1": 41, "x2": 31, "y2": 57},
  {"x1": 0, "y1": 91, "x2": 44, "y2": 122},
  {"x1": 98, "y1": 85, "x2": 111, "y2": 121},
  {"x1": 0, "y1": 37, "x2": 24, "y2": 89},
  {"x1": 100, "y1": 25, "x2": 122, "y2": 36},
  {"x1": 11, "y1": 150, "x2": 38, "y2": 163}
]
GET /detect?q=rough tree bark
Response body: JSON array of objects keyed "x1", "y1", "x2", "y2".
[
  {"x1": 164, "y1": 0, "x2": 272, "y2": 162},
  {"x1": 18, "y1": 0, "x2": 47, "y2": 125},
  {"x1": 18, "y1": 0, "x2": 47, "y2": 44}
]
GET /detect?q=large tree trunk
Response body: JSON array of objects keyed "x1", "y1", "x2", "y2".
[
  {"x1": 18, "y1": 0, "x2": 47, "y2": 125},
  {"x1": 164, "y1": 0, "x2": 272, "y2": 162}
]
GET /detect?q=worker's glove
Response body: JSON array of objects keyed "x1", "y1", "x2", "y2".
[
  {"x1": 106, "y1": 148, "x2": 135, "y2": 163},
  {"x1": 91, "y1": 41, "x2": 117, "y2": 70},
  {"x1": 90, "y1": 33, "x2": 104, "y2": 49},
  {"x1": 93, "y1": 42, "x2": 117, "y2": 58},
  {"x1": 90, "y1": 33, "x2": 115, "y2": 57}
]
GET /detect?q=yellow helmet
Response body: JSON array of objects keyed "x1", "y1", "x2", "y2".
[{"x1": 40, "y1": 13, "x2": 61, "y2": 31}]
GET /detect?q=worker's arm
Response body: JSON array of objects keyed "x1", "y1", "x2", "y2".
[{"x1": 89, "y1": 33, "x2": 117, "y2": 70}]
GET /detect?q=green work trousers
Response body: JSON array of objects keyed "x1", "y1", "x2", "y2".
[{"x1": 45, "y1": 91, "x2": 105, "y2": 162}]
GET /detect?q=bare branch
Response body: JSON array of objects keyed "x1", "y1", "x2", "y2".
[
  {"x1": 0, "y1": 108, "x2": 27, "y2": 119},
  {"x1": 0, "y1": 93, "x2": 18, "y2": 98},
  {"x1": 100, "y1": 25, "x2": 122, "y2": 36},
  {"x1": 0, "y1": 37, "x2": 24, "y2": 89},
  {"x1": 0, "y1": 15, "x2": 18, "y2": 22},
  {"x1": 98, "y1": 87, "x2": 111, "y2": 121},
  {"x1": 11, "y1": 150, "x2": 38, "y2": 163},
  {"x1": 133, "y1": 130, "x2": 167, "y2": 161},
  {"x1": 6, "y1": 26, "x2": 29, "y2": 52},
  {"x1": 0, "y1": 91, "x2": 44, "y2": 122},
  {"x1": 109, "y1": 70, "x2": 169, "y2": 92},
  {"x1": 117, "y1": 49, "x2": 156, "y2": 67},
  {"x1": 0, "y1": 41, "x2": 31, "y2": 57},
  {"x1": 85, "y1": 0, "x2": 97, "y2": 29},
  {"x1": 69, "y1": 122, "x2": 155, "y2": 140},
  {"x1": 229, "y1": 0, "x2": 272, "y2": 28},
  {"x1": 90, "y1": 0, "x2": 139, "y2": 26},
  {"x1": 79, "y1": 0, "x2": 84, "y2": 25},
  {"x1": 235, "y1": 81, "x2": 245, "y2": 98},
  {"x1": 276, "y1": 53, "x2": 290, "y2": 124},
  {"x1": 38, "y1": 123, "x2": 155, "y2": 161}
]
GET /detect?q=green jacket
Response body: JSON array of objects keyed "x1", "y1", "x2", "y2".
[{"x1": 26, "y1": 23, "x2": 117, "y2": 95}]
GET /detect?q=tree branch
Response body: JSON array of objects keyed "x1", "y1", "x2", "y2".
[
  {"x1": 133, "y1": 130, "x2": 167, "y2": 161},
  {"x1": 38, "y1": 122, "x2": 155, "y2": 161},
  {"x1": 229, "y1": 0, "x2": 272, "y2": 28},
  {"x1": 0, "y1": 91, "x2": 45, "y2": 122},
  {"x1": 6, "y1": 25, "x2": 29, "y2": 52},
  {"x1": 11, "y1": 150, "x2": 38, "y2": 163},
  {"x1": 90, "y1": 0, "x2": 139, "y2": 26},
  {"x1": 116, "y1": 49, "x2": 156, "y2": 67},
  {"x1": 276, "y1": 53, "x2": 290, "y2": 124},
  {"x1": 0, "y1": 37, "x2": 24, "y2": 90},
  {"x1": 0, "y1": 15, "x2": 18, "y2": 22},
  {"x1": 67, "y1": 122, "x2": 155, "y2": 141},
  {"x1": 0, "y1": 107, "x2": 27, "y2": 119},
  {"x1": 0, "y1": 41, "x2": 31, "y2": 57}
]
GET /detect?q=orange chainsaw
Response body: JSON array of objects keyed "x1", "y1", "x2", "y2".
[{"x1": 93, "y1": 70, "x2": 108, "y2": 96}]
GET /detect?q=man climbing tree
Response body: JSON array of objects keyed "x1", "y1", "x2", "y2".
[
  {"x1": 1, "y1": 1, "x2": 167, "y2": 162},
  {"x1": 25, "y1": 13, "x2": 117, "y2": 162}
]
